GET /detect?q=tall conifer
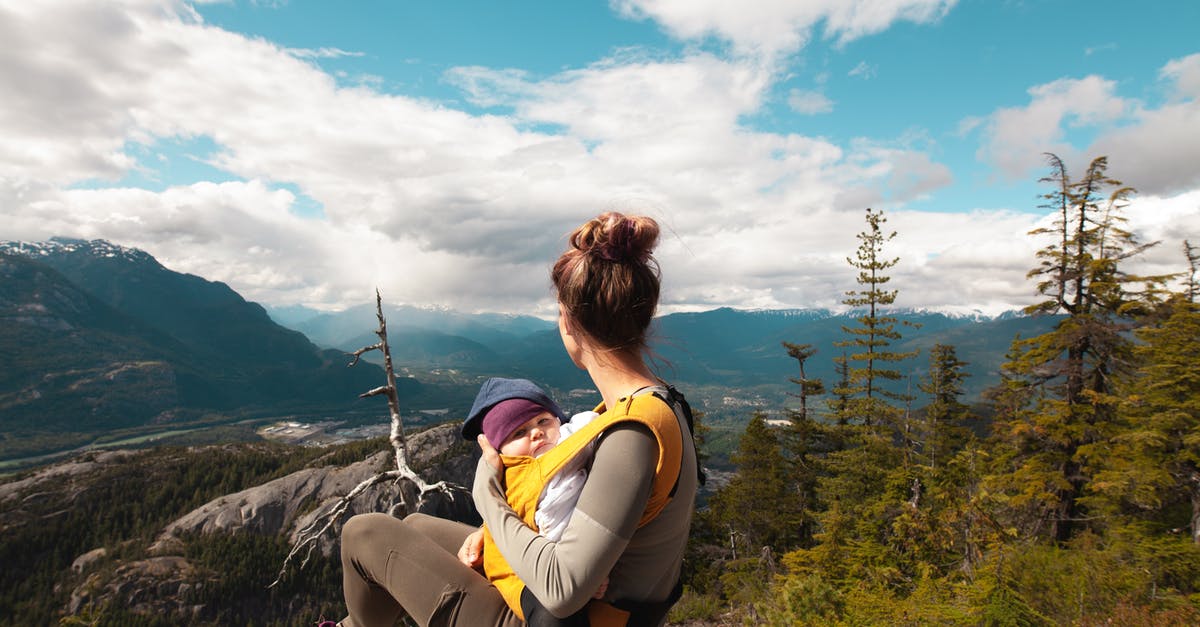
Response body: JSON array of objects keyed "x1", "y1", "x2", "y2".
[
  {"x1": 835, "y1": 207, "x2": 918, "y2": 429},
  {"x1": 781, "y1": 342, "x2": 827, "y2": 548},
  {"x1": 987, "y1": 154, "x2": 1165, "y2": 542}
]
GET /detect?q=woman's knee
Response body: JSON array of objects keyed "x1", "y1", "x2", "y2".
[{"x1": 341, "y1": 512, "x2": 401, "y2": 558}]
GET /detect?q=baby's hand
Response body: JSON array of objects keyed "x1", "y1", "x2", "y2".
[
  {"x1": 592, "y1": 577, "x2": 609, "y2": 600},
  {"x1": 458, "y1": 527, "x2": 485, "y2": 569}
]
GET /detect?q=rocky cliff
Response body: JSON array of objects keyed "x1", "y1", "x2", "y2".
[
  {"x1": 153, "y1": 423, "x2": 477, "y2": 554},
  {"x1": 0, "y1": 424, "x2": 477, "y2": 624}
]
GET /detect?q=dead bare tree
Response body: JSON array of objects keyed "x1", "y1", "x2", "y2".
[{"x1": 270, "y1": 290, "x2": 467, "y2": 587}]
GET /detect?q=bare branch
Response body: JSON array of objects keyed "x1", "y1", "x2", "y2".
[
  {"x1": 270, "y1": 289, "x2": 469, "y2": 588},
  {"x1": 347, "y1": 343, "x2": 384, "y2": 368},
  {"x1": 359, "y1": 386, "x2": 389, "y2": 399}
]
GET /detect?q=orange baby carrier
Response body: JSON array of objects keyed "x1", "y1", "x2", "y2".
[{"x1": 480, "y1": 387, "x2": 692, "y2": 626}]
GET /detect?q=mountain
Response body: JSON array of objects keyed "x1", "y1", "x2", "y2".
[
  {"x1": 0, "y1": 239, "x2": 393, "y2": 460},
  {"x1": 284, "y1": 303, "x2": 1058, "y2": 405},
  {"x1": 294, "y1": 302, "x2": 555, "y2": 354},
  {"x1": 651, "y1": 307, "x2": 1059, "y2": 400}
]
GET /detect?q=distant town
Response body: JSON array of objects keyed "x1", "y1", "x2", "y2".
[{"x1": 257, "y1": 408, "x2": 453, "y2": 446}]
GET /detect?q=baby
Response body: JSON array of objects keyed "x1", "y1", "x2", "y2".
[
  {"x1": 461, "y1": 377, "x2": 598, "y2": 543},
  {"x1": 459, "y1": 378, "x2": 606, "y2": 624}
]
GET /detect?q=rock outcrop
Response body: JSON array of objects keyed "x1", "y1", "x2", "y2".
[
  {"x1": 153, "y1": 423, "x2": 478, "y2": 555},
  {"x1": 68, "y1": 555, "x2": 213, "y2": 618}
]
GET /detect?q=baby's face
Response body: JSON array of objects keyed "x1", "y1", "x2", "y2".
[{"x1": 498, "y1": 411, "x2": 560, "y2": 457}]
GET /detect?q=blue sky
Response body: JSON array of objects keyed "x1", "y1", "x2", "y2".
[{"x1": 2, "y1": 0, "x2": 1198, "y2": 316}]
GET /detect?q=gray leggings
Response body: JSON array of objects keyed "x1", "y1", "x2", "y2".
[{"x1": 340, "y1": 512, "x2": 524, "y2": 627}]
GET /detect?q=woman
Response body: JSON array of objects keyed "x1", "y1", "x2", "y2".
[{"x1": 338, "y1": 212, "x2": 699, "y2": 626}]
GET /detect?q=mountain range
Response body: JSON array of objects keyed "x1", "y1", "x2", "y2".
[
  {"x1": 1, "y1": 238, "x2": 1058, "y2": 462},
  {"x1": 273, "y1": 301, "x2": 1054, "y2": 409}
]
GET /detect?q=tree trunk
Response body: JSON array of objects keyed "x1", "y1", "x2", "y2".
[{"x1": 1191, "y1": 470, "x2": 1200, "y2": 545}]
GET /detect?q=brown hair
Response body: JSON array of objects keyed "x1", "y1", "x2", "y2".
[{"x1": 551, "y1": 212, "x2": 661, "y2": 353}]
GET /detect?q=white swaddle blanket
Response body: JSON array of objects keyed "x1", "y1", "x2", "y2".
[{"x1": 534, "y1": 410, "x2": 599, "y2": 541}]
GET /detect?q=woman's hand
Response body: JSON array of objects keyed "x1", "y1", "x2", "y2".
[
  {"x1": 477, "y1": 433, "x2": 501, "y2": 471},
  {"x1": 458, "y1": 527, "x2": 485, "y2": 569}
]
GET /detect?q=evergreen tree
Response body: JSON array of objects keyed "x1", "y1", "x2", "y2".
[
  {"x1": 890, "y1": 344, "x2": 984, "y2": 577},
  {"x1": 917, "y1": 344, "x2": 974, "y2": 472},
  {"x1": 803, "y1": 207, "x2": 919, "y2": 587},
  {"x1": 782, "y1": 342, "x2": 825, "y2": 421},
  {"x1": 1091, "y1": 296, "x2": 1200, "y2": 544},
  {"x1": 780, "y1": 342, "x2": 827, "y2": 548},
  {"x1": 828, "y1": 349, "x2": 852, "y2": 426},
  {"x1": 835, "y1": 207, "x2": 918, "y2": 429},
  {"x1": 987, "y1": 154, "x2": 1165, "y2": 542},
  {"x1": 707, "y1": 413, "x2": 797, "y2": 552}
]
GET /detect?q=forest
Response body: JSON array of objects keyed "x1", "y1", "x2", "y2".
[{"x1": 672, "y1": 154, "x2": 1200, "y2": 625}]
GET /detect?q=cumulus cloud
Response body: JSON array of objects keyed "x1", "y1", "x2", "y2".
[
  {"x1": 974, "y1": 54, "x2": 1200, "y2": 196},
  {"x1": 1161, "y1": 53, "x2": 1200, "y2": 99},
  {"x1": 1087, "y1": 54, "x2": 1200, "y2": 195},
  {"x1": 612, "y1": 0, "x2": 956, "y2": 60},
  {"x1": 976, "y1": 75, "x2": 1128, "y2": 178},
  {"x1": 4, "y1": 0, "x2": 1188, "y2": 318}
]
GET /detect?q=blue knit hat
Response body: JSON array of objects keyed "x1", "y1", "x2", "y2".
[{"x1": 462, "y1": 377, "x2": 567, "y2": 441}]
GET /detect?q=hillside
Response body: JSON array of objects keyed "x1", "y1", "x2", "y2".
[
  {"x1": 0, "y1": 240, "x2": 392, "y2": 461},
  {"x1": 0, "y1": 424, "x2": 476, "y2": 625}
]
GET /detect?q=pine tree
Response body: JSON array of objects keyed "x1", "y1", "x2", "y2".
[
  {"x1": 803, "y1": 207, "x2": 920, "y2": 588},
  {"x1": 828, "y1": 349, "x2": 852, "y2": 427},
  {"x1": 1091, "y1": 295, "x2": 1200, "y2": 543},
  {"x1": 835, "y1": 207, "x2": 918, "y2": 429},
  {"x1": 987, "y1": 154, "x2": 1166, "y2": 542},
  {"x1": 780, "y1": 342, "x2": 827, "y2": 548},
  {"x1": 890, "y1": 344, "x2": 984, "y2": 577},
  {"x1": 707, "y1": 413, "x2": 797, "y2": 552},
  {"x1": 917, "y1": 344, "x2": 974, "y2": 472},
  {"x1": 782, "y1": 342, "x2": 825, "y2": 422}
]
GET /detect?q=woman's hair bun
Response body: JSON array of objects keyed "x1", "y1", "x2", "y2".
[{"x1": 571, "y1": 212, "x2": 659, "y2": 264}]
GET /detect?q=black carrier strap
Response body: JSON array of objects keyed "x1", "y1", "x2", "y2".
[{"x1": 650, "y1": 385, "x2": 706, "y2": 495}]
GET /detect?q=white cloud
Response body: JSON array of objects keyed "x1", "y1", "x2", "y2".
[
  {"x1": 1161, "y1": 53, "x2": 1200, "y2": 99},
  {"x1": 1084, "y1": 42, "x2": 1117, "y2": 56},
  {"x1": 284, "y1": 46, "x2": 364, "y2": 59},
  {"x1": 7, "y1": 0, "x2": 1188, "y2": 318},
  {"x1": 955, "y1": 116, "x2": 982, "y2": 137},
  {"x1": 847, "y1": 60, "x2": 875, "y2": 79},
  {"x1": 788, "y1": 88, "x2": 835, "y2": 114},
  {"x1": 969, "y1": 55, "x2": 1195, "y2": 194},
  {"x1": 975, "y1": 75, "x2": 1127, "y2": 178},
  {"x1": 973, "y1": 55, "x2": 1200, "y2": 196},
  {"x1": 1084, "y1": 54, "x2": 1200, "y2": 195},
  {"x1": 611, "y1": 0, "x2": 956, "y2": 60}
]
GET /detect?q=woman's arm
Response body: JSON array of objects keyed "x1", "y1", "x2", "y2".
[{"x1": 473, "y1": 423, "x2": 656, "y2": 618}]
